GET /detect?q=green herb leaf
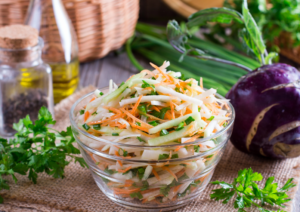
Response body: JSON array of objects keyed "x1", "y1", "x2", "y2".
[
  {"x1": 187, "y1": 7, "x2": 244, "y2": 28},
  {"x1": 171, "y1": 154, "x2": 178, "y2": 159},
  {"x1": 82, "y1": 124, "x2": 90, "y2": 131},
  {"x1": 175, "y1": 121, "x2": 185, "y2": 131},
  {"x1": 160, "y1": 129, "x2": 169, "y2": 136},
  {"x1": 185, "y1": 116, "x2": 195, "y2": 125},
  {"x1": 0, "y1": 107, "x2": 87, "y2": 202},
  {"x1": 137, "y1": 137, "x2": 146, "y2": 143},
  {"x1": 242, "y1": 0, "x2": 266, "y2": 61},
  {"x1": 148, "y1": 120, "x2": 159, "y2": 126},
  {"x1": 207, "y1": 116, "x2": 215, "y2": 121},
  {"x1": 158, "y1": 154, "x2": 169, "y2": 160},
  {"x1": 93, "y1": 124, "x2": 101, "y2": 130},
  {"x1": 160, "y1": 107, "x2": 171, "y2": 119},
  {"x1": 210, "y1": 168, "x2": 296, "y2": 211}
]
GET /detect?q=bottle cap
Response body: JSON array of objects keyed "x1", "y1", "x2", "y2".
[{"x1": 0, "y1": 24, "x2": 38, "y2": 49}]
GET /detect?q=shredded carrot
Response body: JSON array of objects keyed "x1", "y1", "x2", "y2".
[
  {"x1": 84, "y1": 111, "x2": 90, "y2": 122},
  {"x1": 131, "y1": 95, "x2": 143, "y2": 115},
  {"x1": 142, "y1": 198, "x2": 148, "y2": 203},
  {"x1": 183, "y1": 134, "x2": 201, "y2": 143},
  {"x1": 121, "y1": 108, "x2": 153, "y2": 128},
  {"x1": 162, "y1": 167, "x2": 178, "y2": 181},
  {"x1": 141, "y1": 69, "x2": 155, "y2": 76},
  {"x1": 150, "y1": 62, "x2": 173, "y2": 82},
  {"x1": 113, "y1": 187, "x2": 140, "y2": 194},
  {"x1": 173, "y1": 184, "x2": 182, "y2": 193},
  {"x1": 168, "y1": 150, "x2": 172, "y2": 160},
  {"x1": 185, "y1": 107, "x2": 193, "y2": 114},
  {"x1": 87, "y1": 113, "x2": 122, "y2": 125},
  {"x1": 129, "y1": 122, "x2": 149, "y2": 133},
  {"x1": 117, "y1": 160, "x2": 123, "y2": 167},
  {"x1": 118, "y1": 166, "x2": 132, "y2": 173},
  {"x1": 89, "y1": 97, "x2": 96, "y2": 102},
  {"x1": 140, "y1": 188, "x2": 160, "y2": 195},
  {"x1": 174, "y1": 146, "x2": 183, "y2": 152},
  {"x1": 164, "y1": 111, "x2": 172, "y2": 120},
  {"x1": 170, "y1": 101, "x2": 175, "y2": 119},
  {"x1": 151, "y1": 105, "x2": 160, "y2": 112},
  {"x1": 176, "y1": 169, "x2": 185, "y2": 178},
  {"x1": 103, "y1": 106, "x2": 122, "y2": 114},
  {"x1": 115, "y1": 150, "x2": 120, "y2": 156},
  {"x1": 89, "y1": 128, "x2": 103, "y2": 134},
  {"x1": 152, "y1": 168, "x2": 160, "y2": 180}
]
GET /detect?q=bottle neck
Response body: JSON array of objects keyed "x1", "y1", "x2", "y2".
[{"x1": 0, "y1": 38, "x2": 43, "y2": 68}]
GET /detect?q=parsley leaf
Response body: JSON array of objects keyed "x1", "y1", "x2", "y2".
[
  {"x1": 0, "y1": 107, "x2": 87, "y2": 202},
  {"x1": 210, "y1": 168, "x2": 296, "y2": 212}
]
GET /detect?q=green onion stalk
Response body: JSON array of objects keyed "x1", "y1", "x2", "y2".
[{"x1": 126, "y1": 22, "x2": 260, "y2": 96}]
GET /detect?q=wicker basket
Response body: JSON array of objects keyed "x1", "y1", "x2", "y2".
[{"x1": 0, "y1": 0, "x2": 139, "y2": 62}]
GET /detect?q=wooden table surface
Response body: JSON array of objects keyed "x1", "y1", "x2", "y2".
[{"x1": 79, "y1": 52, "x2": 300, "y2": 212}]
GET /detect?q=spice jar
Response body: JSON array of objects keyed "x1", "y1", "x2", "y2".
[
  {"x1": 0, "y1": 24, "x2": 54, "y2": 138},
  {"x1": 25, "y1": 0, "x2": 80, "y2": 103}
]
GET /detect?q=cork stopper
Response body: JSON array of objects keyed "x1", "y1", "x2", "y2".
[{"x1": 0, "y1": 24, "x2": 38, "y2": 49}]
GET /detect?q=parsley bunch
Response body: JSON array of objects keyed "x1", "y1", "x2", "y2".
[
  {"x1": 211, "y1": 168, "x2": 296, "y2": 212},
  {"x1": 0, "y1": 107, "x2": 87, "y2": 203}
]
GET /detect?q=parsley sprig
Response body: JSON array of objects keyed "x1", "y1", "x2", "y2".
[
  {"x1": 0, "y1": 107, "x2": 88, "y2": 203},
  {"x1": 210, "y1": 168, "x2": 296, "y2": 212}
]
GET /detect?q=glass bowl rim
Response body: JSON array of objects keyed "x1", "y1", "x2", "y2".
[{"x1": 69, "y1": 86, "x2": 235, "y2": 149}]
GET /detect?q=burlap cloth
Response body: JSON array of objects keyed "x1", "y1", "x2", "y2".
[{"x1": 1, "y1": 86, "x2": 300, "y2": 212}]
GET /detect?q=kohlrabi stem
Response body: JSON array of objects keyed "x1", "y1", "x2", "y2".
[{"x1": 261, "y1": 54, "x2": 265, "y2": 65}]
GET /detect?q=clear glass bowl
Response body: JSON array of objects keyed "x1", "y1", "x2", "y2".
[{"x1": 69, "y1": 87, "x2": 235, "y2": 212}]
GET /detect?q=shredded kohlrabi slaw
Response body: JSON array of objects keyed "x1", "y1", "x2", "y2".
[{"x1": 76, "y1": 61, "x2": 231, "y2": 203}]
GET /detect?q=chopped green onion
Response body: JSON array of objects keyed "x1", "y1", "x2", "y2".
[
  {"x1": 158, "y1": 153, "x2": 169, "y2": 160},
  {"x1": 185, "y1": 116, "x2": 195, "y2": 125},
  {"x1": 136, "y1": 122, "x2": 141, "y2": 126},
  {"x1": 80, "y1": 110, "x2": 85, "y2": 115},
  {"x1": 92, "y1": 111, "x2": 97, "y2": 115},
  {"x1": 206, "y1": 154, "x2": 214, "y2": 158},
  {"x1": 119, "y1": 82, "x2": 125, "y2": 88},
  {"x1": 160, "y1": 107, "x2": 170, "y2": 119},
  {"x1": 104, "y1": 168, "x2": 115, "y2": 175},
  {"x1": 118, "y1": 148, "x2": 128, "y2": 157},
  {"x1": 207, "y1": 116, "x2": 215, "y2": 121},
  {"x1": 223, "y1": 122, "x2": 228, "y2": 127},
  {"x1": 138, "y1": 105, "x2": 147, "y2": 114},
  {"x1": 198, "y1": 107, "x2": 201, "y2": 112},
  {"x1": 93, "y1": 124, "x2": 101, "y2": 130},
  {"x1": 130, "y1": 192, "x2": 143, "y2": 199},
  {"x1": 148, "y1": 120, "x2": 159, "y2": 126},
  {"x1": 160, "y1": 129, "x2": 169, "y2": 136},
  {"x1": 175, "y1": 121, "x2": 185, "y2": 131},
  {"x1": 137, "y1": 137, "x2": 146, "y2": 143},
  {"x1": 171, "y1": 154, "x2": 179, "y2": 159},
  {"x1": 194, "y1": 145, "x2": 200, "y2": 153},
  {"x1": 99, "y1": 92, "x2": 104, "y2": 96},
  {"x1": 82, "y1": 124, "x2": 90, "y2": 131},
  {"x1": 112, "y1": 133, "x2": 119, "y2": 136}
]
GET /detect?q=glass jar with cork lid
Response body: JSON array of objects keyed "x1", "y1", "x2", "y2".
[{"x1": 0, "y1": 24, "x2": 54, "y2": 138}]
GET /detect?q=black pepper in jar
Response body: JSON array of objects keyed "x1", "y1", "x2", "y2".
[{"x1": 2, "y1": 90, "x2": 48, "y2": 133}]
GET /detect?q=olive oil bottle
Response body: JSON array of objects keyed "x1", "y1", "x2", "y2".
[{"x1": 25, "y1": 0, "x2": 80, "y2": 103}]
